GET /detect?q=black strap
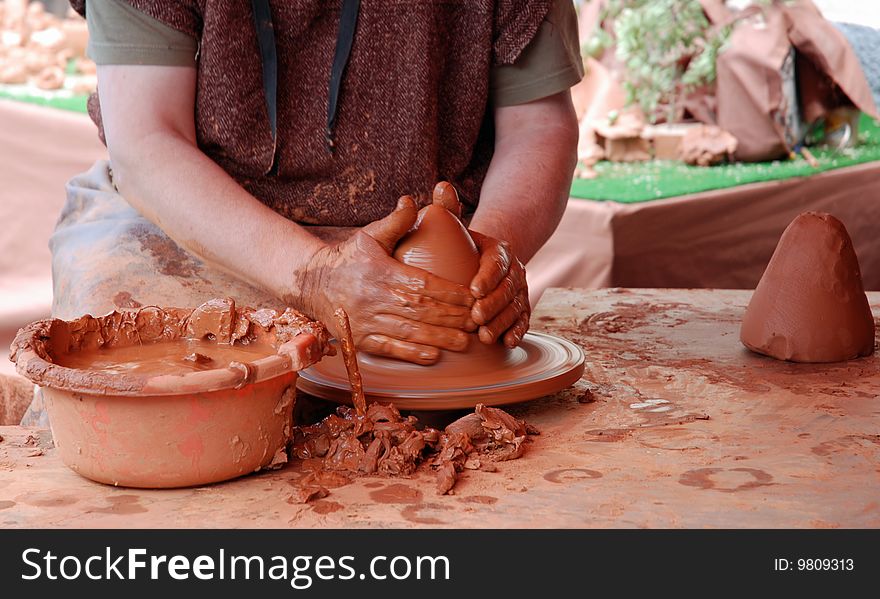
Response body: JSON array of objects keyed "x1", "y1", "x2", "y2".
[
  {"x1": 326, "y1": 0, "x2": 361, "y2": 152},
  {"x1": 251, "y1": 0, "x2": 278, "y2": 169}
]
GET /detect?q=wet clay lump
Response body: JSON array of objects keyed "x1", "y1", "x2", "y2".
[{"x1": 741, "y1": 212, "x2": 875, "y2": 363}]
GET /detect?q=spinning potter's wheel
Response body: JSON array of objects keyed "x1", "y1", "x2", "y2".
[
  {"x1": 298, "y1": 332, "x2": 585, "y2": 410},
  {"x1": 299, "y1": 182, "x2": 585, "y2": 410}
]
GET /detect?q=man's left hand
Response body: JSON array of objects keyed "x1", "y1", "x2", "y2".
[{"x1": 468, "y1": 230, "x2": 530, "y2": 348}]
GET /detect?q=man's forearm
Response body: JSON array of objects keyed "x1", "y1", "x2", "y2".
[
  {"x1": 110, "y1": 131, "x2": 325, "y2": 309},
  {"x1": 469, "y1": 92, "x2": 578, "y2": 262}
]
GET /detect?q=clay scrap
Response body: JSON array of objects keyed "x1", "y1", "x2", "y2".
[
  {"x1": 291, "y1": 403, "x2": 535, "y2": 500},
  {"x1": 333, "y1": 308, "x2": 367, "y2": 417},
  {"x1": 741, "y1": 212, "x2": 875, "y2": 363}
]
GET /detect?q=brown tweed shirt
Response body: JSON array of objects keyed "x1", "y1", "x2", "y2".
[{"x1": 71, "y1": 0, "x2": 556, "y2": 226}]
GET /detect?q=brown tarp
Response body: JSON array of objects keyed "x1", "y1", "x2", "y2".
[
  {"x1": 710, "y1": 0, "x2": 878, "y2": 161},
  {"x1": 527, "y1": 161, "x2": 880, "y2": 303}
]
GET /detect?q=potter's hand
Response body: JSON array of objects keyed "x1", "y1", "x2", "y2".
[
  {"x1": 468, "y1": 231, "x2": 530, "y2": 348},
  {"x1": 303, "y1": 196, "x2": 476, "y2": 365}
]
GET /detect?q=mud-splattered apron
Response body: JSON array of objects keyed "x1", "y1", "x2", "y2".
[{"x1": 20, "y1": 161, "x2": 355, "y2": 426}]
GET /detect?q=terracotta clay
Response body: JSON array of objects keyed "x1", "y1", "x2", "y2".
[
  {"x1": 290, "y1": 402, "x2": 535, "y2": 498},
  {"x1": 10, "y1": 298, "x2": 332, "y2": 488},
  {"x1": 333, "y1": 308, "x2": 366, "y2": 417},
  {"x1": 392, "y1": 200, "x2": 479, "y2": 286},
  {"x1": 428, "y1": 179, "x2": 463, "y2": 218},
  {"x1": 741, "y1": 212, "x2": 875, "y2": 363},
  {"x1": 300, "y1": 182, "x2": 585, "y2": 409}
]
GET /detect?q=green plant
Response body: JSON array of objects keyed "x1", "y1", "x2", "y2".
[{"x1": 587, "y1": 0, "x2": 731, "y2": 123}]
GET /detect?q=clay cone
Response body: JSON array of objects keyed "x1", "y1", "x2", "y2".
[
  {"x1": 393, "y1": 183, "x2": 480, "y2": 285},
  {"x1": 741, "y1": 212, "x2": 875, "y2": 363},
  {"x1": 393, "y1": 183, "x2": 509, "y2": 368}
]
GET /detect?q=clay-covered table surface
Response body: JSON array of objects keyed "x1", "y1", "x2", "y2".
[{"x1": 1, "y1": 288, "x2": 878, "y2": 528}]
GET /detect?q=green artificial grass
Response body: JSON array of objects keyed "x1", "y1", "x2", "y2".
[
  {"x1": 0, "y1": 84, "x2": 89, "y2": 113},
  {"x1": 570, "y1": 113, "x2": 880, "y2": 203}
]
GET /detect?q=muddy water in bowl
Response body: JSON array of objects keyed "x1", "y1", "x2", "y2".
[
  {"x1": 57, "y1": 339, "x2": 281, "y2": 377},
  {"x1": 10, "y1": 298, "x2": 331, "y2": 488}
]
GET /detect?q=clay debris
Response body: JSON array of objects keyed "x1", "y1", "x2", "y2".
[{"x1": 290, "y1": 403, "x2": 536, "y2": 500}]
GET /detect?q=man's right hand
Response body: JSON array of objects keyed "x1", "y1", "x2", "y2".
[{"x1": 301, "y1": 196, "x2": 477, "y2": 365}]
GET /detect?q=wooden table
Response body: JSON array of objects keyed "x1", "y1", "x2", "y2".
[{"x1": 1, "y1": 288, "x2": 878, "y2": 528}]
